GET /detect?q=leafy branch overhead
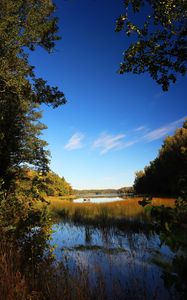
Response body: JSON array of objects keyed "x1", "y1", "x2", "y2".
[
  {"x1": 116, "y1": 0, "x2": 187, "y2": 90},
  {"x1": 0, "y1": 0, "x2": 66, "y2": 105}
]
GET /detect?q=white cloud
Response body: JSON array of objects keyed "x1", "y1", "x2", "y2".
[
  {"x1": 134, "y1": 126, "x2": 146, "y2": 132},
  {"x1": 64, "y1": 132, "x2": 85, "y2": 150},
  {"x1": 121, "y1": 140, "x2": 138, "y2": 148},
  {"x1": 93, "y1": 133, "x2": 126, "y2": 154},
  {"x1": 64, "y1": 117, "x2": 185, "y2": 153},
  {"x1": 143, "y1": 117, "x2": 185, "y2": 142}
]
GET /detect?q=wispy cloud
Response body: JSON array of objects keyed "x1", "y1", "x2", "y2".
[
  {"x1": 64, "y1": 132, "x2": 85, "y2": 150},
  {"x1": 121, "y1": 140, "x2": 138, "y2": 148},
  {"x1": 143, "y1": 117, "x2": 185, "y2": 142},
  {"x1": 64, "y1": 117, "x2": 185, "y2": 153},
  {"x1": 93, "y1": 133, "x2": 126, "y2": 154},
  {"x1": 134, "y1": 125, "x2": 146, "y2": 132}
]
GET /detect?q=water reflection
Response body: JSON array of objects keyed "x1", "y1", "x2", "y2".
[
  {"x1": 74, "y1": 196, "x2": 124, "y2": 203},
  {"x1": 51, "y1": 221, "x2": 175, "y2": 299}
]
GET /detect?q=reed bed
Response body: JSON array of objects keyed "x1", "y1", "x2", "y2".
[
  {"x1": 48, "y1": 196, "x2": 175, "y2": 225},
  {"x1": 0, "y1": 238, "x2": 153, "y2": 300},
  {"x1": 0, "y1": 197, "x2": 176, "y2": 300}
]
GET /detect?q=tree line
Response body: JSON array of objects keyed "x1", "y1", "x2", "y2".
[
  {"x1": 134, "y1": 119, "x2": 187, "y2": 196},
  {"x1": 74, "y1": 187, "x2": 133, "y2": 196}
]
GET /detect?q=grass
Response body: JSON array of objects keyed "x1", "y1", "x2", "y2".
[
  {"x1": 0, "y1": 237, "x2": 144, "y2": 300},
  {"x1": 48, "y1": 196, "x2": 175, "y2": 226},
  {"x1": 0, "y1": 197, "x2": 177, "y2": 300},
  {"x1": 0, "y1": 235, "x2": 169, "y2": 300},
  {"x1": 0, "y1": 238, "x2": 36, "y2": 300}
]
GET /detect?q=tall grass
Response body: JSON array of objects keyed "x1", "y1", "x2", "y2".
[
  {"x1": 0, "y1": 239, "x2": 36, "y2": 300},
  {"x1": 49, "y1": 197, "x2": 175, "y2": 226},
  {"x1": 0, "y1": 197, "x2": 176, "y2": 300},
  {"x1": 1, "y1": 236, "x2": 167, "y2": 300},
  {"x1": 1, "y1": 237, "x2": 153, "y2": 300}
]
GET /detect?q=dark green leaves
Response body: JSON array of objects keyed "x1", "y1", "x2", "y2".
[
  {"x1": 33, "y1": 78, "x2": 67, "y2": 108},
  {"x1": 0, "y1": 1, "x2": 66, "y2": 191},
  {"x1": 134, "y1": 120, "x2": 187, "y2": 196},
  {"x1": 116, "y1": 0, "x2": 187, "y2": 90}
]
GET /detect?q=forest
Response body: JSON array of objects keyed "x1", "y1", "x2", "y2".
[{"x1": 134, "y1": 120, "x2": 187, "y2": 196}]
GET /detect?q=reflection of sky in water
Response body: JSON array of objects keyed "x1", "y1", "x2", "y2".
[
  {"x1": 50, "y1": 222, "x2": 174, "y2": 299},
  {"x1": 74, "y1": 197, "x2": 124, "y2": 203}
]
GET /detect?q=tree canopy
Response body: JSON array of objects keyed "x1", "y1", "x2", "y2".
[
  {"x1": 116, "y1": 0, "x2": 187, "y2": 90},
  {"x1": 134, "y1": 119, "x2": 187, "y2": 196},
  {"x1": 0, "y1": 0, "x2": 66, "y2": 191}
]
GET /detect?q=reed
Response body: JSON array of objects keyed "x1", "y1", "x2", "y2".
[
  {"x1": 49, "y1": 196, "x2": 175, "y2": 226},
  {"x1": 0, "y1": 197, "x2": 176, "y2": 300},
  {"x1": 0, "y1": 239, "x2": 38, "y2": 300},
  {"x1": 0, "y1": 237, "x2": 164, "y2": 300}
]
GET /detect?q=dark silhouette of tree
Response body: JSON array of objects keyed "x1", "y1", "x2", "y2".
[
  {"x1": 116, "y1": 0, "x2": 187, "y2": 90},
  {"x1": 134, "y1": 119, "x2": 187, "y2": 196}
]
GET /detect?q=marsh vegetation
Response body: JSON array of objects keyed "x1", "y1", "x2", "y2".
[
  {"x1": 49, "y1": 196, "x2": 175, "y2": 224},
  {"x1": 1, "y1": 196, "x2": 180, "y2": 300}
]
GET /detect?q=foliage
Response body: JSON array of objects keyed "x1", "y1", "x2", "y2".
[
  {"x1": 136, "y1": 119, "x2": 187, "y2": 298},
  {"x1": 0, "y1": 0, "x2": 66, "y2": 192},
  {"x1": 139, "y1": 195, "x2": 187, "y2": 299},
  {"x1": 118, "y1": 186, "x2": 134, "y2": 194},
  {"x1": 0, "y1": 3, "x2": 69, "y2": 274},
  {"x1": 0, "y1": 173, "x2": 50, "y2": 234},
  {"x1": 0, "y1": 2, "x2": 77, "y2": 299},
  {"x1": 115, "y1": 0, "x2": 187, "y2": 90},
  {"x1": 134, "y1": 119, "x2": 187, "y2": 196},
  {"x1": 74, "y1": 187, "x2": 134, "y2": 196},
  {"x1": 42, "y1": 172, "x2": 73, "y2": 196},
  {"x1": 0, "y1": 100, "x2": 50, "y2": 191},
  {"x1": 21, "y1": 169, "x2": 73, "y2": 197}
]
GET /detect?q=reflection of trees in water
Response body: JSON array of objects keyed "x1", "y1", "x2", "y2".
[
  {"x1": 85, "y1": 226, "x2": 93, "y2": 244},
  {"x1": 71, "y1": 223, "x2": 186, "y2": 299},
  {"x1": 18, "y1": 226, "x2": 54, "y2": 272},
  {"x1": 3, "y1": 213, "x2": 185, "y2": 300},
  {"x1": 153, "y1": 227, "x2": 187, "y2": 299},
  {"x1": 139, "y1": 196, "x2": 187, "y2": 299},
  {"x1": 0, "y1": 219, "x2": 56, "y2": 299}
]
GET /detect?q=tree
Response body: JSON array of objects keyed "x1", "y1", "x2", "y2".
[
  {"x1": 134, "y1": 119, "x2": 187, "y2": 196},
  {"x1": 0, "y1": 0, "x2": 66, "y2": 191},
  {"x1": 115, "y1": 0, "x2": 187, "y2": 90},
  {"x1": 21, "y1": 170, "x2": 73, "y2": 197},
  {"x1": 0, "y1": 96, "x2": 50, "y2": 191},
  {"x1": 137, "y1": 120, "x2": 187, "y2": 297}
]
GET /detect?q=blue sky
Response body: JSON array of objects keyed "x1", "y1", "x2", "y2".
[{"x1": 29, "y1": 0, "x2": 187, "y2": 189}]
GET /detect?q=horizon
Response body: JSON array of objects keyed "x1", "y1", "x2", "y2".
[{"x1": 29, "y1": 0, "x2": 187, "y2": 190}]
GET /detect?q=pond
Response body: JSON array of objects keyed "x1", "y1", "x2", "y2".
[
  {"x1": 50, "y1": 197, "x2": 179, "y2": 299},
  {"x1": 73, "y1": 196, "x2": 124, "y2": 203}
]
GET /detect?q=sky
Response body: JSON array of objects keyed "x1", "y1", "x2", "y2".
[{"x1": 29, "y1": 0, "x2": 187, "y2": 189}]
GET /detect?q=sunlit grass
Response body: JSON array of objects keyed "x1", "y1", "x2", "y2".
[{"x1": 48, "y1": 196, "x2": 175, "y2": 224}]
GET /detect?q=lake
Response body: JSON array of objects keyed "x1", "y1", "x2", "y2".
[
  {"x1": 49, "y1": 196, "x2": 179, "y2": 299},
  {"x1": 73, "y1": 196, "x2": 124, "y2": 203}
]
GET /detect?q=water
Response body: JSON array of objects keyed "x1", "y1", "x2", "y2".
[
  {"x1": 73, "y1": 196, "x2": 124, "y2": 203},
  {"x1": 50, "y1": 220, "x2": 175, "y2": 299}
]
